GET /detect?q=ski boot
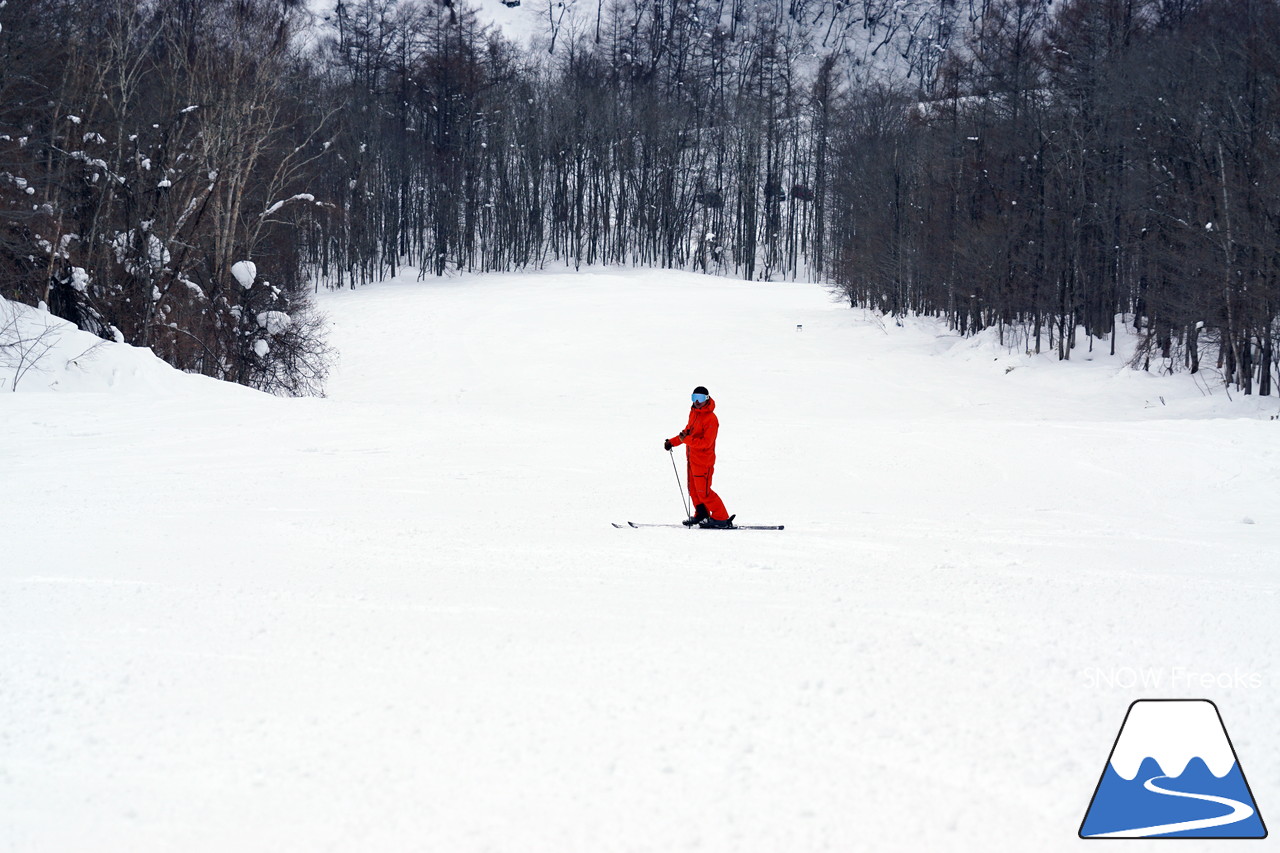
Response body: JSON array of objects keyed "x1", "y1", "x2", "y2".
[
  {"x1": 699, "y1": 514, "x2": 736, "y2": 529},
  {"x1": 683, "y1": 504, "x2": 709, "y2": 527}
]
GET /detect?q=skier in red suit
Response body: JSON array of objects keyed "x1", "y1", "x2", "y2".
[{"x1": 664, "y1": 386, "x2": 734, "y2": 528}]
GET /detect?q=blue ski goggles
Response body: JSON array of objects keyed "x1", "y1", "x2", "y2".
[{"x1": 691, "y1": 393, "x2": 709, "y2": 404}]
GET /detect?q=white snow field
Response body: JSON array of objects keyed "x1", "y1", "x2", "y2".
[{"x1": 2, "y1": 269, "x2": 1277, "y2": 852}]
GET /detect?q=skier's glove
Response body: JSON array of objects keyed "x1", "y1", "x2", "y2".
[{"x1": 664, "y1": 439, "x2": 673, "y2": 451}]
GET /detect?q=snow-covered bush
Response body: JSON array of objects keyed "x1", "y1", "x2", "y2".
[{"x1": 0, "y1": 0, "x2": 332, "y2": 396}]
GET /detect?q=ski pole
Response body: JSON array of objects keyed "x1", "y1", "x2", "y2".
[{"x1": 669, "y1": 448, "x2": 691, "y2": 517}]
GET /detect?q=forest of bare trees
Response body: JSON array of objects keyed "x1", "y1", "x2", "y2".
[
  {"x1": 2, "y1": 0, "x2": 1278, "y2": 394},
  {"x1": 831, "y1": 0, "x2": 1280, "y2": 394}
]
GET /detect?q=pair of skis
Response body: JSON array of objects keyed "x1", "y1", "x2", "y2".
[{"x1": 612, "y1": 521, "x2": 784, "y2": 531}]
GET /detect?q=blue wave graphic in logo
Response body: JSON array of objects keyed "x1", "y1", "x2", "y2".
[{"x1": 1081, "y1": 756, "x2": 1266, "y2": 838}]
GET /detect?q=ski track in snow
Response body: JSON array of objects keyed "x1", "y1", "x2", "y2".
[{"x1": 2, "y1": 268, "x2": 1278, "y2": 852}]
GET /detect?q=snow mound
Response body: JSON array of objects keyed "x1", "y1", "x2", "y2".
[{"x1": 0, "y1": 298, "x2": 254, "y2": 395}]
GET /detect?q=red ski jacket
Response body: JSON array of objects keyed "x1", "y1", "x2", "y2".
[{"x1": 669, "y1": 398, "x2": 719, "y2": 469}]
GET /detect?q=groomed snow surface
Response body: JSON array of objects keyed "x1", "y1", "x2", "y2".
[{"x1": 2, "y1": 269, "x2": 1277, "y2": 852}]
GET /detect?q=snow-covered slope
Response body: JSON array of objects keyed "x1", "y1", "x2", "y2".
[{"x1": 2, "y1": 268, "x2": 1276, "y2": 852}]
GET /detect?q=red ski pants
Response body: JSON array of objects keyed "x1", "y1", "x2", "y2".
[{"x1": 687, "y1": 462, "x2": 729, "y2": 521}]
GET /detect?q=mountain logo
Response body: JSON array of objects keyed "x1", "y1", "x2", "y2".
[{"x1": 1080, "y1": 699, "x2": 1267, "y2": 839}]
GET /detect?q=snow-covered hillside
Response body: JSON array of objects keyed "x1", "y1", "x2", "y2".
[{"x1": 2, "y1": 269, "x2": 1276, "y2": 852}]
